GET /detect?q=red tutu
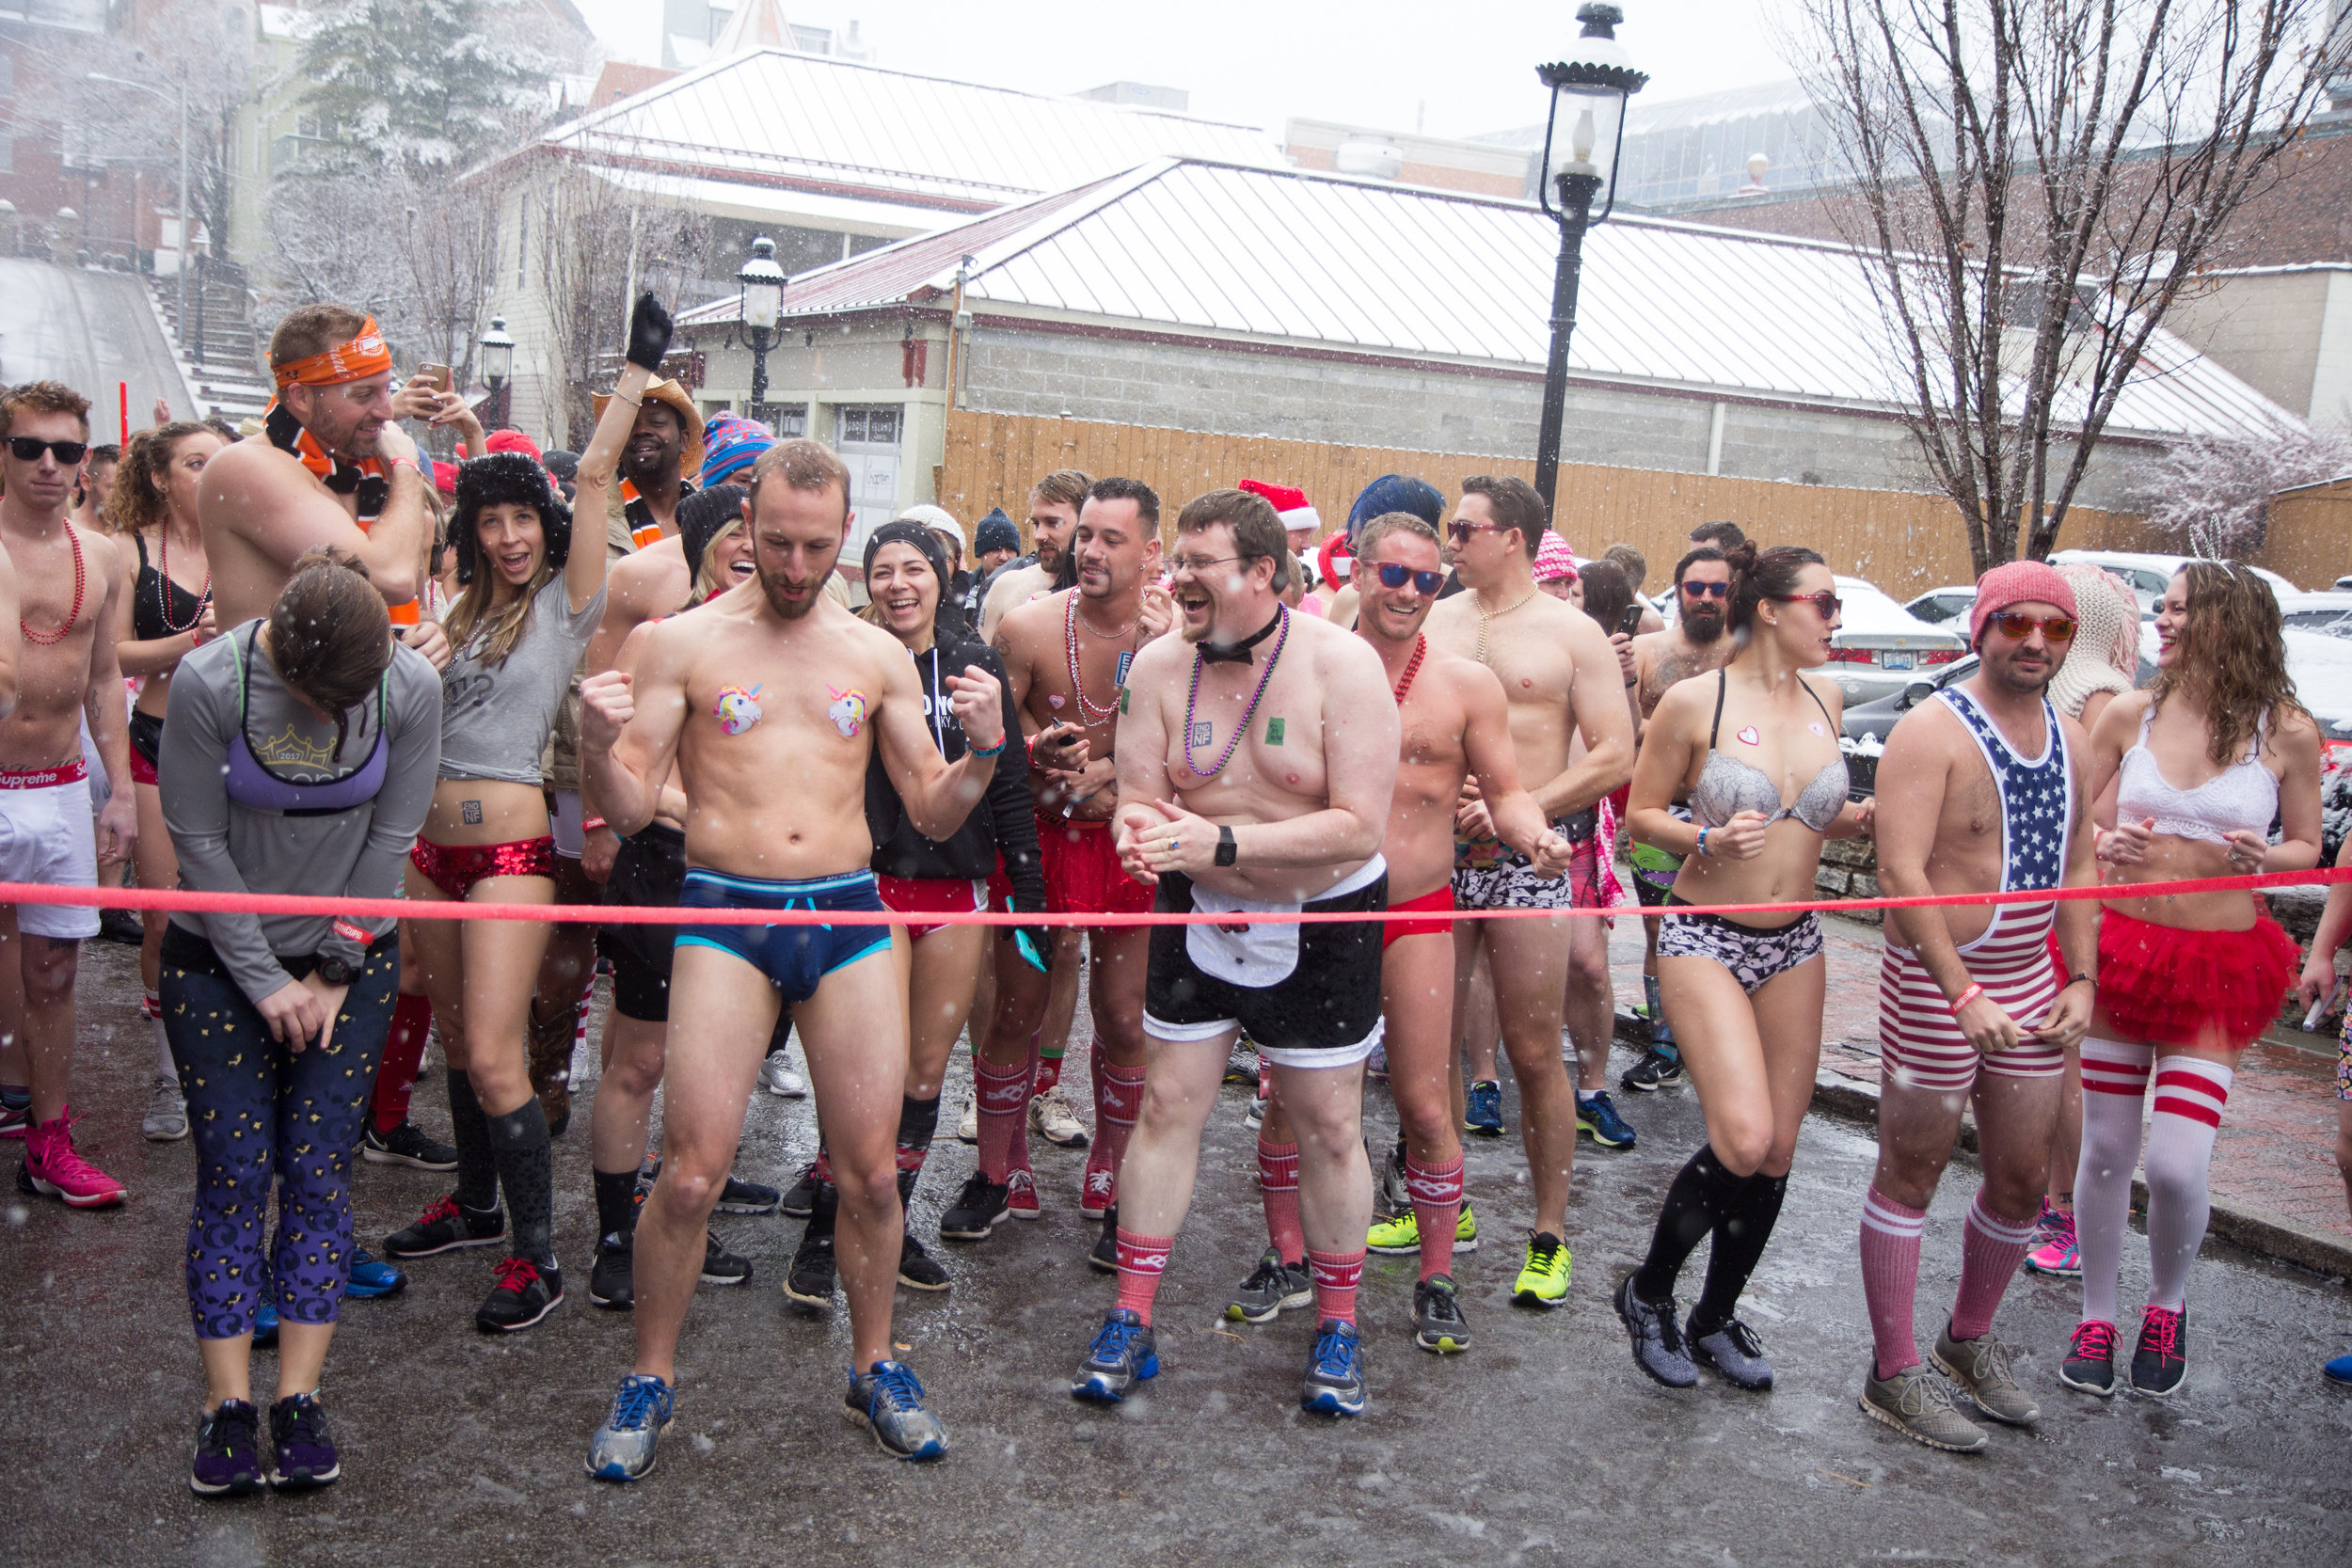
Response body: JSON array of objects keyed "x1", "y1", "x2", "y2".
[{"x1": 2095, "y1": 906, "x2": 2299, "y2": 1049}]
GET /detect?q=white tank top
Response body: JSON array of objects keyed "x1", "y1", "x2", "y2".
[{"x1": 2114, "y1": 701, "x2": 2276, "y2": 845}]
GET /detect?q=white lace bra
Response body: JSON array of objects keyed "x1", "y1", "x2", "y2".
[{"x1": 2114, "y1": 703, "x2": 2276, "y2": 846}]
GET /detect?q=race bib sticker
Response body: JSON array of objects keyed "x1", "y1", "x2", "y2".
[
  {"x1": 1115, "y1": 650, "x2": 1134, "y2": 686},
  {"x1": 713, "y1": 684, "x2": 764, "y2": 736},
  {"x1": 825, "y1": 686, "x2": 868, "y2": 740},
  {"x1": 1265, "y1": 717, "x2": 1285, "y2": 745},
  {"x1": 1188, "y1": 721, "x2": 1213, "y2": 748}
]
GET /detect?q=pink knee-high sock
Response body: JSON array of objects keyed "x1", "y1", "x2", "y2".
[
  {"x1": 1406, "y1": 1153, "x2": 1464, "y2": 1284},
  {"x1": 1084, "y1": 1051, "x2": 1145, "y2": 1204},
  {"x1": 1949, "y1": 1191, "x2": 2039, "y2": 1341},
  {"x1": 2074, "y1": 1036, "x2": 2154, "y2": 1325},
  {"x1": 1256, "y1": 1136, "x2": 1304, "y2": 1264},
  {"x1": 1859, "y1": 1188, "x2": 1929, "y2": 1379},
  {"x1": 1113, "y1": 1228, "x2": 1173, "y2": 1324},
  {"x1": 2144, "y1": 1055, "x2": 2231, "y2": 1313},
  {"x1": 973, "y1": 1053, "x2": 1033, "y2": 1184},
  {"x1": 1307, "y1": 1248, "x2": 1364, "y2": 1326}
]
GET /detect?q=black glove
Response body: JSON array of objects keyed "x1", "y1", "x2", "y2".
[{"x1": 625, "y1": 291, "x2": 674, "y2": 372}]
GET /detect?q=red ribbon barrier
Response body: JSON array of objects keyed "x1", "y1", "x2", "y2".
[{"x1": 7, "y1": 867, "x2": 2347, "y2": 927}]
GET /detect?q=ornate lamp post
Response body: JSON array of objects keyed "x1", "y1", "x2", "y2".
[
  {"x1": 478, "y1": 316, "x2": 515, "y2": 430},
  {"x1": 738, "y1": 234, "x2": 787, "y2": 425}
]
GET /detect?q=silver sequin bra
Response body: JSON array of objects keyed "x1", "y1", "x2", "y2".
[{"x1": 1692, "y1": 671, "x2": 1849, "y2": 833}]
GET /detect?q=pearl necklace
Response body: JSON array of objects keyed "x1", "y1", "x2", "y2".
[{"x1": 1062, "y1": 591, "x2": 1135, "y2": 723}]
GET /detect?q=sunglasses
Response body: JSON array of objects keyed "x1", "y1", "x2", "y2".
[
  {"x1": 1768, "y1": 591, "x2": 1843, "y2": 618},
  {"x1": 1448, "y1": 521, "x2": 1508, "y2": 545},
  {"x1": 1373, "y1": 562, "x2": 1445, "y2": 594},
  {"x1": 9, "y1": 436, "x2": 87, "y2": 465},
  {"x1": 1988, "y1": 611, "x2": 2077, "y2": 643},
  {"x1": 1680, "y1": 580, "x2": 1730, "y2": 599}
]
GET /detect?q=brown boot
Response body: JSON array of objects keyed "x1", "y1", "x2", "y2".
[{"x1": 526, "y1": 1000, "x2": 576, "y2": 1137}]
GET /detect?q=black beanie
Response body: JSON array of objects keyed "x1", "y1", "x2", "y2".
[
  {"x1": 678, "y1": 484, "x2": 749, "y2": 584},
  {"x1": 453, "y1": 451, "x2": 571, "y2": 586}
]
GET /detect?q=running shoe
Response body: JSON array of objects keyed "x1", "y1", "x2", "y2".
[
  {"x1": 1224, "y1": 1043, "x2": 1260, "y2": 1086},
  {"x1": 189, "y1": 1399, "x2": 264, "y2": 1497},
  {"x1": 1300, "y1": 1320, "x2": 1366, "y2": 1417},
  {"x1": 1079, "y1": 1163, "x2": 1116, "y2": 1220},
  {"x1": 1375, "y1": 1139, "x2": 1409, "y2": 1217},
  {"x1": 1933, "y1": 1321, "x2": 2038, "y2": 1425},
  {"x1": 384, "y1": 1195, "x2": 505, "y2": 1259},
  {"x1": 1087, "y1": 1206, "x2": 1119, "y2": 1274},
  {"x1": 1365, "y1": 1203, "x2": 1480, "y2": 1256},
  {"x1": 0, "y1": 1097, "x2": 26, "y2": 1139},
  {"x1": 1463, "y1": 1080, "x2": 1503, "y2": 1136},
  {"x1": 1512, "y1": 1230, "x2": 1572, "y2": 1308},
  {"x1": 1006, "y1": 1167, "x2": 1040, "y2": 1220},
  {"x1": 252, "y1": 1300, "x2": 278, "y2": 1350},
  {"x1": 590, "y1": 1231, "x2": 634, "y2": 1309},
  {"x1": 1613, "y1": 1278, "x2": 1697, "y2": 1387},
  {"x1": 2022, "y1": 1199, "x2": 2081, "y2": 1278},
  {"x1": 1576, "y1": 1091, "x2": 1637, "y2": 1149},
  {"x1": 780, "y1": 1159, "x2": 823, "y2": 1220},
  {"x1": 142, "y1": 1075, "x2": 188, "y2": 1142},
  {"x1": 2324, "y1": 1340, "x2": 2352, "y2": 1386},
  {"x1": 474, "y1": 1258, "x2": 564, "y2": 1333},
  {"x1": 701, "y1": 1229, "x2": 752, "y2": 1287},
  {"x1": 845, "y1": 1360, "x2": 948, "y2": 1460},
  {"x1": 1860, "y1": 1364, "x2": 1987, "y2": 1453},
  {"x1": 265, "y1": 1392, "x2": 341, "y2": 1491},
  {"x1": 587, "y1": 1373, "x2": 674, "y2": 1482},
  {"x1": 785, "y1": 1222, "x2": 837, "y2": 1309},
  {"x1": 1030, "y1": 1088, "x2": 1089, "y2": 1149},
  {"x1": 21, "y1": 1108, "x2": 126, "y2": 1207},
  {"x1": 1620, "y1": 1045, "x2": 1683, "y2": 1093},
  {"x1": 1367, "y1": 1042, "x2": 1389, "y2": 1082},
  {"x1": 2060, "y1": 1319, "x2": 2119, "y2": 1396},
  {"x1": 1412, "y1": 1275, "x2": 1472, "y2": 1354},
  {"x1": 360, "y1": 1120, "x2": 459, "y2": 1171},
  {"x1": 1690, "y1": 1315, "x2": 1774, "y2": 1391},
  {"x1": 1225, "y1": 1247, "x2": 1313, "y2": 1323},
  {"x1": 1072, "y1": 1308, "x2": 1158, "y2": 1402},
  {"x1": 1243, "y1": 1078, "x2": 1268, "y2": 1131},
  {"x1": 758, "y1": 1053, "x2": 808, "y2": 1099},
  {"x1": 956, "y1": 1094, "x2": 978, "y2": 1145},
  {"x1": 2129, "y1": 1306, "x2": 2188, "y2": 1398},
  {"x1": 342, "y1": 1248, "x2": 407, "y2": 1300},
  {"x1": 898, "y1": 1232, "x2": 950, "y2": 1292},
  {"x1": 713, "y1": 1174, "x2": 780, "y2": 1215},
  {"x1": 940, "y1": 1173, "x2": 1013, "y2": 1239}
]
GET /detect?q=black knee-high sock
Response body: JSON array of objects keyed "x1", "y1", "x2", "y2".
[
  {"x1": 486, "y1": 1098, "x2": 556, "y2": 1265},
  {"x1": 896, "y1": 1094, "x2": 940, "y2": 1208},
  {"x1": 1691, "y1": 1170, "x2": 1788, "y2": 1334},
  {"x1": 447, "y1": 1069, "x2": 499, "y2": 1212},
  {"x1": 1631, "y1": 1146, "x2": 1741, "y2": 1304}
]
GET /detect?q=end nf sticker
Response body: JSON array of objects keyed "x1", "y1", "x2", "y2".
[
  {"x1": 1265, "y1": 718, "x2": 1285, "y2": 745},
  {"x1": 1115, "y1": 650, "x2": 1134, "y2": 686}
]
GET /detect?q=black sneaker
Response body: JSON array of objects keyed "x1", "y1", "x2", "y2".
[
  {"x1": 474, "y1": 1258, "x2": 564, "y2": 1333},
  {"x1": 716, "y1": 1174, "x2": 781, "y2": 1215},
  {"x1": 1689, "y1": 1315, "x2": 1774, "y2": 1391},
  {"x1": 360, "y1": 1120, "x2": 460, "y2": 1171},
  {"x1": 589, "y1": 1232, "x2": 634, "y2": 1309},
  {"x1": 189, "y1": 1400, "x2": 264, "y2": 1497},
  {"x1": 2130, "y1": 1306, "x2": 2187, "y2": 1397},
  {"x1": 898, "y1": 1231, "x2": 950, "y2": 1292},
  {"x1": 384, "y1": 1195, "x2": 505, "y2": 1259},
  {"x1": 779, "y1": 1160, "x2": 824, "y2": 1220},
  {"x1": 1413, "y1": 1275, "x2": 1472, "y2": 1354},
  {"x1": 939, "y1": 1173, "x2": 1013, "y2": 1240},
  {"x1": 1087, "y1": 1205, "x2": 1119, "y2": 1275},
  {"x1": 264, "y1": 1392, "x2": 340, "y2": 1491},
  {"x1": 1620, "y1": 1046, "x2": 1683, "y2": 1093},
  {"x1": 701, "y1": 1229, "x2": 752, "y2": 1287},
  {"x1": 1225, "y1": 1246, "x2": 1312, "y2": 1323},
  {"x1": 785, "y1": 1222, "x2": 837, "y2": 1309},
  {"x1": 2061, "y1": 1319, "x2": 2120, "y2": 1396},
  {"x1": 1614, "y1": 1276, "x2": 1698, "y2": 1387}
]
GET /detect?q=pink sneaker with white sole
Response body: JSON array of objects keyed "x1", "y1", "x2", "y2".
[
  {"x1": 2023, "y1": 1200, "x2": 2080, "y2": 1278},
  {"x1": 22, "y1": 1107, "x2": 126, "y2": 1208}
]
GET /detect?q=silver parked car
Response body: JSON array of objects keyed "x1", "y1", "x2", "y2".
[{"x1": 1823, "y1": 576, "x2": 1969, "y2": 705}]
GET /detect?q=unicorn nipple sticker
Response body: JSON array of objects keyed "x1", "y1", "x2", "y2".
[
  {"x1": 826, "y1": 686, "x2": 869, "y2": 739},
  {"x1": 713, "y1": 684, "x2": 764, "y2": 736}
]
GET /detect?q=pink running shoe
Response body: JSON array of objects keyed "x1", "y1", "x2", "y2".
[
  {"x1": 2023, "y1": 1200, "x2": 2081, "y2": 1278},
  {"x1": 23, "y1": 1108, "x2": 127, "y2": 1208},
  {"x1": 1006, "y1": 1167, "x2": 1041, "y2": 1220}
]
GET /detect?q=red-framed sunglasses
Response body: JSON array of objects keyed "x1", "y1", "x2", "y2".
[
  {"x1": 1768, "y1": 591, "x2": 1842, "y2": 618},
  {"x1": 1986, "y1": 611, "x2": 2077, "y2": 643}
]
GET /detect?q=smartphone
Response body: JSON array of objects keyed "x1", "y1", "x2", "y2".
[
  {"x1": 413, "y1": 363, "x2": 452, "y2": 393},
  {"x1": 1617, "y1": 604, "x2": 1645, "y2": 638}
]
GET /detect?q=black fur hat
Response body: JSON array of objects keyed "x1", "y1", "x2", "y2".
[{"x1": 453, "y1": 451, "x2": 571, "y2": 586}]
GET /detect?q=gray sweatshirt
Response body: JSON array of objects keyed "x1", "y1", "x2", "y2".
[{"x1": 160, "y1": 624, "x2": 441, "y2": 1005}]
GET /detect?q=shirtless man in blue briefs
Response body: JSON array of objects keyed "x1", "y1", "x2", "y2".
[{"x1": 577, "y1": 439, "x2": 1008, "y2": 1475}]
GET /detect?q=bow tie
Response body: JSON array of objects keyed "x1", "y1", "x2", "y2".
[{"x1": 1197, "y1": 609, "x2": 1284, "y2": 665}]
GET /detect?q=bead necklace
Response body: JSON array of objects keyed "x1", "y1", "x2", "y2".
[
  {"x1": 1473, "y1": 587, "x2": 1539, "y2": 665},
  {"x1": 1184, "y1": 605, "x2": 1289, "y2": 778},
  {"x1": 1063, "y1": 591, "x2": 1135, "y2": 723},
  {"x1": 155, "y1": 523, "x2": 211, "y2": 636},
  {"x1": 21, "y1": 522, "x2": 86, "y2": 647},
  {"x1": 1392, "y1": 634, "x2": 1426, "y2": 705}
]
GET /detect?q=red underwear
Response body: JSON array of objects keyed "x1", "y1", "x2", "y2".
[
  {"x1": 409, "y1": 836, "x2": 557, "y2": 901},
  {"x1": 1383, "y1": 884, "x2": 1455, "y2": 949},
  {"x1": 878, "y1": 873, "x2": 987, "y2": 941}
]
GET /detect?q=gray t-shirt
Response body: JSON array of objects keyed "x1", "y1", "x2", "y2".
[
  {"x1": 161, "y1": 626, "x2": 442, "y2": 1005},
  {"x1": 435, "y1": 575, "x2": 606, "y2": 784}
]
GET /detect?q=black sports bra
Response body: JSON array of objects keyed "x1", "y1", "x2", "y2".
[{"x1": 133, "y1": 531, "x2": 208, "y2": 645}]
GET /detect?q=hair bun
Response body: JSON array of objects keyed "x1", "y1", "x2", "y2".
[{"x1": 1721, "y1": 540, "x2": 1759, "y2": 574}]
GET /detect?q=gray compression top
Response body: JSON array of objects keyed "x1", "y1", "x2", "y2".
[
  {"x1": 434, "y1": 575, "x2": 605, "y2": 784},
  {"x1": 1692, "y1": 669, "x2": 1849, "y2": 832},
  {"x1": 160, "y1": 623, "x2": 442, "y2": 1005}
]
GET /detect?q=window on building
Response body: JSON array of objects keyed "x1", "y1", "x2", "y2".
[{"x1": 837, "y1": 405, "x2": 900, "y2": 448}]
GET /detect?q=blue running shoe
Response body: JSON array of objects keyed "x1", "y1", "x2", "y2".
[
  {"x1": 1463, "y1": 1079, "x2": 1503, "y2": 1136},
  {"x1": 845, "y1": 1360, "x2": 947, "y2": 1460},
  {"x1": 252, "y1": 1299, "x2": 278, "y2": 1351},
  {"x1": 343, "y1": 1247, "x2": 407, "y2": 1300},
  {"x1": 1301, "y1": 1319, "x2": 1367, "y2": 1416},
  {"x1": 587, "y1": 1373, "x2": 675, "y2": 1481},
  {"x1": 1072, "y1": 1308, "x2": 1158, "y2": 1403},
  {"x1": 1576, "y1": 1091, "x2": 1637, "y2": 1150},
  {"x1": 2325, "y1": 1343, "x2": 2352, "y2": 1386}
]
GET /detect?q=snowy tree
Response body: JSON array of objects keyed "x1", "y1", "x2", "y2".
[
  {"x1": 2134, "y1": 426, "x2": 2352, "y2": 556},
  {"x1": 293, "y1": 0, "x2": 551, "y2": 173}
]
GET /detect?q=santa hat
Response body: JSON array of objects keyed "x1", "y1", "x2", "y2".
[
  {"x1": 1317, "y1": 531, "x2": 1353, "y2": 585},
  {"x1": 1239, "y1": 479, "x2": 1323, "y2": 538}
]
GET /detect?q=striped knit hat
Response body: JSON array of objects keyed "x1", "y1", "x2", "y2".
[{"x1": 699, "y1": 413, "x2": 775, "y2": 488}]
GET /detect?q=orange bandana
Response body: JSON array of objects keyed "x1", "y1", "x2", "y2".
[{"x1": 271, "y1": 317, "x2": 393, "y2": 388}]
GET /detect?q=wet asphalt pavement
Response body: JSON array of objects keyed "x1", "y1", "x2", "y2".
[{"x1": 7, "y1": 940, "x2": 2350, "y2": 1566}]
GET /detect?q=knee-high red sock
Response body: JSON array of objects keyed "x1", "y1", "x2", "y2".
[
  {"x1": 1859, "y1": 1187, "x2": 1928, "y2": 1379},
  {"x1": 1034, "y1": 1022, "x2": 1065, "y2": 1094},
  {"x1": 1307, "y1": 1248, "x2": 1365, "y2": 1326},
  {"x1": 1406, "y1": 1153, "x2": 1465, "y2": 1283},
  {"x1": 1083, "y1": 1048, "x2": 1144, "y2": 1207},
  {"x1": 974, "y1": 1053, "x2": 1033, "y2": 1184},
  {"x1": 1257, "y1": 1136, "x2": 1303, "y2": 1264},
  {"x1": 1114, "y1": 1227, "x2": 1173, "y2": 1324},
  {"x1": 1949, "y1": 1191, "x2": 2037, "y2": 1341},
  {"x1": 372, "y1": 993, "x2": 434, "y2": 1134}
]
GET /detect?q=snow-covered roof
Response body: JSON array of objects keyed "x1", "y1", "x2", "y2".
[
  {"x1": 509, "y1": 47, "x2": 1281, "y2": 216},
  {"x1": 677, "y1": 157, "x2": 2297, "y2": 442}
]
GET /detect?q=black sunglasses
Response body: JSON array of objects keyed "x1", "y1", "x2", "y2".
[
  {"x1": 1680, "y1": 579, "x2": 1730, "y2": 599},
  {"x1": 8, "y1": 436, "x2": 87, "y2": 466},
  {"x1": 1374, "y1": 562, "x2": 1445, "y2": 594}
]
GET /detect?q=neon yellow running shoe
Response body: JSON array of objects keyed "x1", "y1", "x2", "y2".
[
  {"x1": 1365, "y1": 1203, "x2": 1479, "y2": 1256},
  {"x1": 1512, "y1": 1230, "x2": 1572, "y2": 1308}
]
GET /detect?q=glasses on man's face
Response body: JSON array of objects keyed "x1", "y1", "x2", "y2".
[
  {"x1": 1768, "y1": 591, "x2": 1843, "y2": 619},
  {"x1": 1447, "y1": 521, "x2": 1507, "y2": 546},
  {"x1": 1168, "y1": 553, "x2": 1245, "y2": 578},
  {"x1": 8, "y1": 437, "x2": 87, "y2": 466},
  {"x1": 1373, "y1": 562, "x2": 1445, "y2": 595},
  {"x1": 1989, "y1": 611, "x2": 2077, "y2": 643},
  {"x1": 1680, "y1": 579, "x2": 1730, "y2": 600}
]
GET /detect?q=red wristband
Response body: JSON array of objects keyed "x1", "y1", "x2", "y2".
[
  {"x1": 581, "y1": 816, "x2": 608, "y2": 833},
  {"x1": 1947, "y1": 982, "x2": 1985, "y2": 1016},
  {"x1": 331, "y1": 918, "x2": 372, "y2": 946}
]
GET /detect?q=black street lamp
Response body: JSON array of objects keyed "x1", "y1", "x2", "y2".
[
  {"x1": 738, "y1": 235, "x2": 787, "y2": 426},
  {"x1": 479, "y1": 316, "x2": 516, "y2": 430},
  {"x1": 1533, "y1": 4, "x2": 1648, "y2": 522}
]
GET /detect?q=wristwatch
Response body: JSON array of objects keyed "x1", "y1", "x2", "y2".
[
  {"x1": 315, "y1": 954, "x2": 354, "y2": 987},
  {"x1": 1215, "y1": 826, "x2": 1238, "y2": 867}
]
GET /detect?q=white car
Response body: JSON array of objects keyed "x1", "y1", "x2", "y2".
[
  {"x1": 1902, "y1": 585, "x2": 1976, "y2": 626},
  {"x1": 2052, "y1": 548, "x2": 2301, "y2": 614},
  {"x1": 2280, "y1": 591, "x2": 2352, "y2": 638},
  {"x1": 2138, "y1": 620, "x2": 2352, "y2": 735},
  {"x1": 1822, "y1": 576, "x2": 1969, "y2": 705}
]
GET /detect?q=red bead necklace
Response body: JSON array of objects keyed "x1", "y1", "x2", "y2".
[
  {"x1": 20, "y1": 523, "x2": 86, "y2": 647},
  {"x1": 1392, "y1": 634, "x2": 1426, "y2": 705}
]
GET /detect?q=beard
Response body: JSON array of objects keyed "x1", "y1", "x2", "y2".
[
  {"x1": 621, "y1": 444, "x2": 675, "y2": 486},
  {"x1": 1984, "y1": 647, "x2": 2055, "y2": 694},
  {"x1": 1684, "y1": 607, "x2": 1725, "y2": 644},
  {"x1": 757, "y1": 560, "x2": 822, "y2": 620}
]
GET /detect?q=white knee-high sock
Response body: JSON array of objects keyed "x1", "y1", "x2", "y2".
[
  {"x1": 2143, "y1": 1055, "x2": 2232, "y2": 1313},
  {"x1": 2074, "y1": 1036, "x2": 2153, "y2": 1325}
]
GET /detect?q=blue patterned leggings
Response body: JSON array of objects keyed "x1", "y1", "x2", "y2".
[{"x1": 165, "y1": 942, "x2": 398, "y2": 1340}]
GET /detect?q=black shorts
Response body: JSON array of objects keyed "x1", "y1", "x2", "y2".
[
  {"x1": 598, "y1": 824, "x2": 685, "y2": 1022},
  {"x1": 1143, "y1": 857, "x2": 1387, "y2": 1069},
  {"x1": 129, "y1": 708, "x2": 164, "y2": 769}
]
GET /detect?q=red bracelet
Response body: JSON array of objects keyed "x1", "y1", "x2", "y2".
[
  {"x1": 1947, "y1": 983, "x2": 1985, "y2": 1015},
  {"x1": 581, "y1": 816, "x2": 608, "y2": 833},
  {"x1": 331, "y1": 918, "x2": 373, "y2": 946}
]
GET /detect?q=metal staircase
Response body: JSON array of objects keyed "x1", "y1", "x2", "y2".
[{"x1": 146, "y1": 259, "x2": 273, "y2": 422}]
